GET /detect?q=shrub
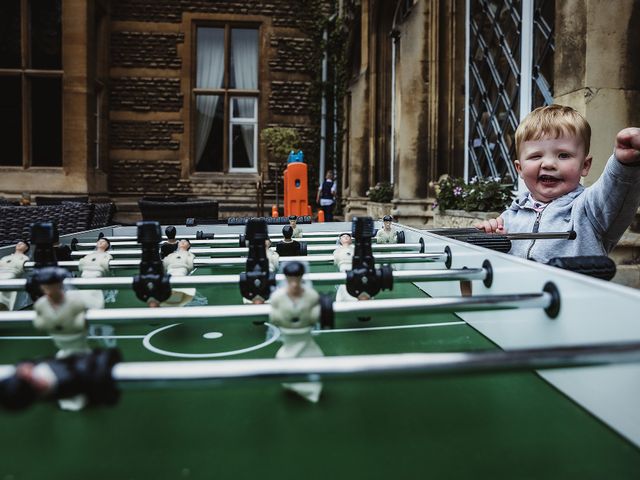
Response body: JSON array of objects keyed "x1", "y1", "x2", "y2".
[
  {"x1": 260, "y1": 127, "x2": 301, "y2": 163},
  {"x1": 435, "y1": 176, "x2": 513, "y2": 212},
  {"x1": 366, "y1": 182, "x2": 394, "y2": 203}
]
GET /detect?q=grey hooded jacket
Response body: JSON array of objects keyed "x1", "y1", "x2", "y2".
[{"x1": 501, "y1": 155, "x2": 640, "y2": 263}]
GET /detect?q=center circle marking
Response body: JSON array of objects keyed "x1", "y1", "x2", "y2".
[{"x1": 203, "y1": 331, "x2": 223, "y2": 339}]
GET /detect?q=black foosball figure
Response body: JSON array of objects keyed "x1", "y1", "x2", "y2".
[
  {"x1": 160, "y1": 226, "x2": 179, "y2": 259},
  {"x1": 276, "y1": 226, "x2": 304, "y2": 257}
]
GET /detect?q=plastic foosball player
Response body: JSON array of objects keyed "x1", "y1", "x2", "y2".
[
  {"x1": 132, "y1": 222, "x2": 172, "y2": 305},
  {"x1": 239, "y1": 218, "x2": 277, "y2": 303},
  {"x1": 275, "y1": 226, "x2": 307, "y2": 257},
  {"x1": 25, "y1": 222, "x2": 61, "y2": 301},
  {"x1": 346, "y1": 217, "x2": 393, "y2": 299},
  {"x1": 0, "y1": 349, "x2": 121, "y2": 411}
]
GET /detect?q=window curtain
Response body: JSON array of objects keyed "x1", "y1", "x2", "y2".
[
  {"x1": 196, "y1": 28, "x2": 225, "y2": 164},
  {"x1": 231, "y1": 29, "x2": 258, "y2": 166}
]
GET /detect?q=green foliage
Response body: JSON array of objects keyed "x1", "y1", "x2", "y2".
[
  {"x1": 367, "y1": 182, "x2": 394, "y2": 203},
  {"x1": 260, "y1": 127, "x2": 301, "y2": 163},
  {"x1": 435, "y1": 176, "x2": 513, "y2": 212}
]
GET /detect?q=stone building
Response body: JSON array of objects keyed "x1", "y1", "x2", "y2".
[
  {"x1": 342, "y1": 0, "x2": 640, "y2": 227},
  {"x1": 0, "y1": 0, "x2": 333, "y2": 220}
]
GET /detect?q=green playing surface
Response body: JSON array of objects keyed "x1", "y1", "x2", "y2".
[{"x1": 1, "y1": 264, "x2": 639, "y2": 479}]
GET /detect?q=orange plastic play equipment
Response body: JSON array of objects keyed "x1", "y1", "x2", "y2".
[
  {"x1": 317, "y1": 209, "x2": 325, "y2": 223},
  {"x1": 283, "y1": 161, "x2": 309, "y2": 217},
  {"x1": 271, "y1": 205, "x2": 278, "y2": 218}
]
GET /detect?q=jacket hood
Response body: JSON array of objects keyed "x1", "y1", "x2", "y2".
[{"x1": 508, "y1": 184, "x2": 585, "y2": 211}]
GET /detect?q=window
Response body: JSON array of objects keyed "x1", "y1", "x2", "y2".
[
  {"x1": 0, "y1": 0, "x2": 63, "y2": 167},
  {"x1": 194, "y1": 25, "x2": 259, "y2": 173},
  {"x1": 465, "y1": 0, "x2": 555, "y2": 184}
]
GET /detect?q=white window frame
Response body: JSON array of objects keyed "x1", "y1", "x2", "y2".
[{"x1": 228, "y1": 96, "x2": 258, "y2": 173}]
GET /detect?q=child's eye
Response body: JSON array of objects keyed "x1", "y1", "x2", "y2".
[{"x1": 558, "y1": 152, "x2": 571, "y2": 159}]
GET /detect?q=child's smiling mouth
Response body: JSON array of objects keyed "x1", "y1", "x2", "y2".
[{"x1": 538, "y1": 174, "x2": 561, "y2": 186}]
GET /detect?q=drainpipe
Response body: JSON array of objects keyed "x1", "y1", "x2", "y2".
[
  {"x1": 390, "y1": 29, "x2": 400, "y2": 185},
  {"x1": 319, "y1": 27, "x2": 328, "y2": 185},
  {"x1": 390, "y1": 1, "x2": 404, "y2": 188}
]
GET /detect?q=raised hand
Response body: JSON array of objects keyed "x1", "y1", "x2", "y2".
[{"x1": 615, "y1": 127, "x2": 640, "y2": 164}]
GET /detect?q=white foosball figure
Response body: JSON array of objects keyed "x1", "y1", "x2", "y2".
[
  {"x1": 0, "y1": 240, "x2": 30, "y2": 311},
  {"x1": 333, "y1": 233, "x2": 355, "y2": 273},
  {"x1": 161, "y1": 239, "x2": 196, "y2": 307},
  {"x1": 32, "y1": 267, "x2": 92, "y2": 410},
  {"x1": 243, "y1": 238, "x2": 279, "y2": 305},
  {"x1": 288, "y1": 215, "x2": 303, "y2": 238},
  {"x1": 77, "y1": 238, "x2": 113, "y2": 309},
  {"x1": 269, "y1": 261, "x2": 323, "y2": 403},
  {"x1": 333, "y1": 233, "x2": 359, "y2": 303},
  {"x1": 375, "y1": 215, "x2": 398, "y2": 244},
  {"x1": 266, "y1": 238, "x2": 280, "y2": 273}
]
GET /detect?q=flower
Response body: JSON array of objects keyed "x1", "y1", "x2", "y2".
[
  {"x1": 434, "y1": 175, "x2": 514, "y2": 212},
  {"x1": 367, "y1": 182, "x2": 393, "y2": 203}
]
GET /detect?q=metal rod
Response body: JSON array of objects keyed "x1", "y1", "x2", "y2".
[
  {"x1": 25, "y1": 253, "x2": 447, "y2": 270},
  {"x1": 98, "y1": 231, "x2": 355, "y2": 242},
  {"x1": 0, "y1": 291, "x2": 551, "y2": 326},
  {"x1": 74, "y1": 236, "x2": 380, "y2": 249},
  {"x1": 69, "y1": 243, "x2": 423, "y2": 258},
  {"x1": 2, "y1": 341, "x2": 640, "y2": 386},
  {"x1": 0, "y1": 268, "x2": 488, "y2": 291},
  {"x1": 109, "y1": 341, "x2": 640, "y2": 383},
  {"x1": 431, "y1": 229, "x2": 576, "y2": 241}
]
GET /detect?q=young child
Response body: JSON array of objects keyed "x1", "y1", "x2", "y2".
[{"x1": 476, "y1": 105, "x2": 640, "y2": 263}]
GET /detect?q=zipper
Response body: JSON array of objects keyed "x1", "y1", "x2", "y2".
[{"x1": 526, "y1": 208, "x2": 545, "y2": 259}]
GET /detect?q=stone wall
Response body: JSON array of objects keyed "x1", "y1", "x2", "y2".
[
  {"x1": 110, "y1": 78, "x2": 183, "y2": 112},
  {"x1": 111, "y1": 32, "x2": 184, "y2": 69},
  {"x1": 110, "y1": 0, "x2": 328, "y2": 28},
  {"x1": 110, "y1": 121, "x2": 184, "y2": 150},
  {"x1": 108, "y1": 0, "x2": 330, "y2": 209},
  {"x1": 269, "y1": 36, "x2": 316, "y2": 74}
]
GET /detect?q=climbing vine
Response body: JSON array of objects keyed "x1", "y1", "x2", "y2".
[{"x1": 296, "y1": 0, "x2": 351, "y2": 204}]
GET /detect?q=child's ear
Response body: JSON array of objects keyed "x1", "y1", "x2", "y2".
[
  {"x1": 581, "y1": 155, "x2": 593, "y2": 176},
  {"x1": 514, "y1": 160, "x2": 522, "y2": 176}
]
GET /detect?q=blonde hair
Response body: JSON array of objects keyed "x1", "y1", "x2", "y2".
[{"x1": 515, "y1": 104, "x2": 591, "y2": 158}]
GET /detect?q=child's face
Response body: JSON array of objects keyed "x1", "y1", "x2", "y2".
[{"x1": 515, "y1": 135, "x2": 592, "y2": 203}]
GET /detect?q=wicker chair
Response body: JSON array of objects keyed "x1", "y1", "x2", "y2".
[
  {"x1": 90, "y1": 202, "x2": 117, "y2": 229},
  {"x1": 0, "y1": 197, "x2": 18, "y2": 206},
  {"x1": 0, "y1": 203, "x2": 94, "y2": 247},
  {"x1": 138, "y1": 198, "x2": 219, "y2": 224},
  {"x1": 35, "y1": 196, "x2": 89, "y2": 205}
]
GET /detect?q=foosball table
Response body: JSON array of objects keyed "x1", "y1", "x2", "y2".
[{"x1": 0, "y1": 218, "x2": 639, "y2": 479}]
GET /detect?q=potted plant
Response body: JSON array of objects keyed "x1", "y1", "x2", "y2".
[
  {"x1": 432, "y1": 175, "x2": 513, "y2": 228},
  {"x1": 366, "y1": 182, "x2": 394, "y2": 219},
  {"x1": 260, "y1": 127, "x2": 301, "y2": 212}
]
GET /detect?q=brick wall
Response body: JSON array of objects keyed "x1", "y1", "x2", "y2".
[
  {"x1": 111, "y1": 32, "x2": 184, "y2": 69},
  {"x1": 269, "y1": 36, "x2": 316, "y2": 74},
  {"x1": 110, "y1": 78, "x2": 183, "y2": 112},
  {"x1": 110, "y1": 121, "x2": 184, "y2": 150},
  {"x1": 111, "y1": 0, "x2": 329, "y2": 28},
  {"x1": 269, "y1": 81, "x2": 313, "y2": 115},
  {"x1": 108, "y1": 0, "x2": 328, "y2": 209}
]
